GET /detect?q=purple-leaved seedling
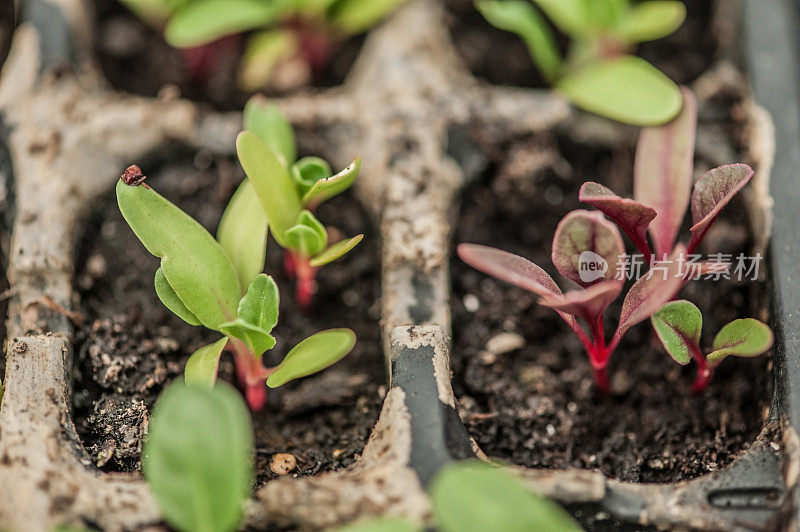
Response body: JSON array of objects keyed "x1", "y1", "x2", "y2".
[
  {"x1": 651, "y1": 300, "x2": 772, "y2": 392},
  {"x1": 459, "y1": 220, "x2": 685, "y2": 393},
  {"x1": 459, "y1": 87, "x2": 759, "y2": 392}
]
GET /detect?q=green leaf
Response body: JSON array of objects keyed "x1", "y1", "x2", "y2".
[
  {"x1": 301, "y1": 157, "x2": 361, "y2": 208},
  {"x1": 239, "y1": 30, "x2": 299, "y2": 92},
  {"x1": 165, "y1": 0, "x2": 289, "y2": 47},
  {"x1": 707, "y1": 319, "x2": 774, "y2": 362},
  {"x1": 243, "y1": 96, "x2": 297, "y2": 166},
  {"x1": 185, "y1": 337, "x2": 229, "y2": 387},
  {"x1": 237, "y1": 131, "x2": 303, "y2": 249},
  {"x1": 143, "y1": 382, "x2": 254, "y2": 532},
  {"x1": 650, "y1": 300, "x2": 701, "y2": 365},
  {"x1": 291, "y1": 156, "x2": 333, "y2": 197},
  {"x1": 119, "y1": 0, "x2": 175, "y2": 25},
  {"x1": 615, "y1": 1, "x2": 686, "y2": 43},
  {"x1": 475, "y1": 1, "x2": 561, "y2": 82},
  {"x1": 267, "y1": 328, "x2": 356, "y2": 387},
  {"x1": 583, "y1": 0, "x2": 627, "y2": 28},
  {"x1": 237, "y1": 274, "x2": 280, "y2": 332},
  {"x1": 327, "y1": 0, "x2": 408, "y2": 34},
  {"x1": 219, "y1": 319, "x2": 277, "y2": 356},
  {"x1": 117, "y1": 180, "x2": 240, "y2": 330},
  {"x1": 219, "y1": 274, "x2": 279, "y2": 356},
  {"x1": 331, "y1": 519, "x2": 421, "y2": 532},
  {"x1": 217, "y1": 179, "x2": 268, "y2": 292},
  {"x1": 556, "y1": 55, "x2": 682, "y2": 125},
  {"x1": 155, "y1": 267, "x2": 201, "y2": 326},
  {"x1": 430, "y1": 461, "x2": 582, "y2": 532},
  {"x1": 286, "y1": 210, "x2": 328, "y2": 256},
  {"x1": 529, "y1": 0, "x2": 594, "y2": 35},
  {"x1": 310, "y1": 234, "x2": 364, "y2": 267}
]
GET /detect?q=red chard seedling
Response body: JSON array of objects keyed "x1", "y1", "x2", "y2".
[
  {"x1": 116, "y1": 159, "x2": 357, "y2": 410},
  {"x1": 459, "y1": 87, "x2": 760, "y2": 392},
  {"x1": 651, "y1": 300, "x2": 773, "y2": 392},
  {"x1": 236, "y1": 96, "x2": 363, "y2": 312}
]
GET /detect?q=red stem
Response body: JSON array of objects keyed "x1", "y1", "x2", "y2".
[
  {"x1": 592, "y1": 360, "x2": 610, "y2": 395},
  {"x1": 285, "y1": 250, "x2": 318, "y2": 314},
  {"x1": 179, "y1": 34, "x2": 241, "y2": 84},
  {"x1": 587, "y1": 314, "x2": 611, "y2": 394},
  {"x1": 229, "y1": 338, "x2": 274, "y2": 411},
  {"x1": 690, "y1": 343, "x2": 714, "y2": 393}
]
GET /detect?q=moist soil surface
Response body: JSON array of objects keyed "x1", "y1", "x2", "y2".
[
  {"x1": 72, "y1": 151, "x2": 383, "y2": 486},
  {"x1": 451, "y1": 102, "x2": 772, "y2": 484},
  {"x1": 92, "y1": 0, "x2": 363, "y2": 109}
]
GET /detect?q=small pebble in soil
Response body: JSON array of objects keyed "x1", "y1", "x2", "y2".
[
  {"x1": 270, "y1": 453, "x2": 298, "y2": 475},
  {"x1": 463, "y1": 294, "x2": 480, "y2": 312},
  {"x1": 484, "y1": 332, "x2": 525, "y2": 357}
]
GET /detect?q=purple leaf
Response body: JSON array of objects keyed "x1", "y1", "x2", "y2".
[
  {"x1": 457, "y1": 244, "x2": 562, "y2": 297},
  {"x1": 540, "y1": 280, "x2": 624, "y2": 324},
  {"x1": 633, "y1": 86, "x2": 697, "y2": 258},
  {"x1": 688, "y1": 164, "x2": 754, "y2": 253},
  {"x1": 616, "y1": 244, "x2": 687, "y2": 338},
  {"x1": 457, "y1": 243, "x2": 577, "y2": 327},
  {"x1": 579, "y1": 182, "x2": 657, "y2": 261},
  {"x1": 551, "y1": 210, "x2": 625, "y2": 288}
]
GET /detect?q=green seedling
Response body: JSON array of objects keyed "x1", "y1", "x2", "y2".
[
  {"x1": 119, "y1": 0, "x2": 408, "y2": 90},
  {"x1": 116, "y1": 160, "x2": 357, "y2": 410},
  {"x1": 651, "y1": 300, "x2": 773, "y2": 392},
  {"x1": 332, "y1": 461, "x2": 581, "y2": 532},
  {"x1": 236, "y1": 96, "x2": 363, "y2": 312},
  {"x1": 476, "y1": 0, "x2": 686, "y2": 125},
  {"x1": 143, "y1": 381, "x2": 254, "y2": 532}
]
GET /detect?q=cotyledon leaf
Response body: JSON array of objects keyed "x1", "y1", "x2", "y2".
[
  {"x1": 557, "y1": 55, "x2": 682, "y2": 126},
  {"x1": 116, "y1": 179, "x2": 240, "y2": 330},
  {"x1": 707, "y1": 319, "x2": 774, "y2": 362},
  {"x1": 154, "y1": 267, "x2": 201, "y2": 326},
  {"x1": 267, "y1": 329, "x2": 356, "y2": 388},
  {"x1": 165, "y1": 0, "x2": 289, "y2": 48},
  {"x1": 185, "y1": 337, "x2": 229, "y2": 387},
  {"x1": 650, "y1": 299, "x2": 702, "y2": 365}
]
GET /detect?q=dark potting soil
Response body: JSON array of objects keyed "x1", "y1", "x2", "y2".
[
  {"x1": 72, "y1": 151, "x2": 383, "y2": 486},
  {"x1": 91, "y1": 0, "x2": 364, "y2": 109},
  {"x1": 451, "y1": 88, "x2": 773, "y2": 483},
  {"x1": 445, "y1": 0, "x2": 717, "y2": 89}
]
